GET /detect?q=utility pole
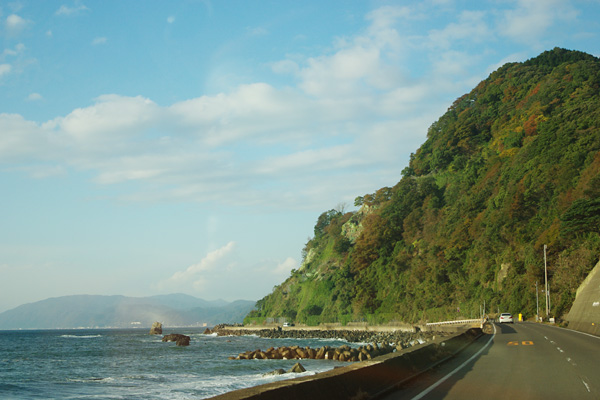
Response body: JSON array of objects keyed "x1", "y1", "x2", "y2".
[
  {"x1": 548, "y1": 283, "x2": 551, "y2": 314},
  {"x1": 544, "y1": 245, "x2": 549, "y2": 317},
  {"x1": 536, "y1": 281, "x2": 539, "y2": 322}
]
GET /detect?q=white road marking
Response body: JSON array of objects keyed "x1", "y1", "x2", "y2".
[
  {"x1": 551, "y1": 324, "x2": 600, "y2": 340},
  {"x1": 582, "y1": 379, "x2": 591, "y2": 392},
  {"x1": 410, "y1": 325, "x2": 496, "y2": 400},
  {"x1": 557, "y1": 347, "x2": 564, "y2": 353}
]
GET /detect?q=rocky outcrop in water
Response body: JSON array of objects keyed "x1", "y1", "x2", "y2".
[
  {"x1": 162, "y1": 333, "x2": 190, "y2": 346},
  {"x1": 288, "y1": 362, "x2": 306, "y2": 373},
  {"x1": 262, "y1": 363, "x2": 306, "y2": 377},
  {"x1": 149, "y1": 322, "x2": 162, "y2": 335}
]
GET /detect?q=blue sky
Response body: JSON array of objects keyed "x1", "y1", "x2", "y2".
[{"x1": 1, "y1": 0, "x2": 599, "y2": 313}]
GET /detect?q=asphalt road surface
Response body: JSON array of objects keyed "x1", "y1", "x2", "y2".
[{"x1": 382, "y1": 322, "x2": 600, "y2": 399}]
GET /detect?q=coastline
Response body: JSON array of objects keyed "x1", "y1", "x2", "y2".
[
  {"x1": 208, "y1": 324, "x2": 446, "y2": 352},
  {"x1": 207, "y1": 325, "x2": 483, "y2": 400}
]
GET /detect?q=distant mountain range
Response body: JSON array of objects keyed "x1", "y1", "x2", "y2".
[{"x1": 0, "y1": 294, "x2": 255, "y2": 329}]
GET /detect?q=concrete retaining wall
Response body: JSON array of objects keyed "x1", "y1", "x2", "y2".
[
  {"x1": 567, "y1": 259, "x2": 600, "y2": 336},
  {"x1": 208, "y1": 328, "x2": 482, "y2": 400}
]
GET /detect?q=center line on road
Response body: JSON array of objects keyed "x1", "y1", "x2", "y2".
[{"x1": 410, "y1": 325, "x2": 496, "y2": 400}]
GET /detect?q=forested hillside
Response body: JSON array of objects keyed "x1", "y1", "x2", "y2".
[{"x1": 246, "y1": 48, "x2": 600, "y2": 325}]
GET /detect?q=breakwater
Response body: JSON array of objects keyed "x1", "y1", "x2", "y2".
[
  {"x1": 210, "y1": 324, "x2": 444, "y2": 343},
  {"x1": 209, "y1": 327, "x2": 483, "y2": 400},
  {"x1": 208, "y1": 324, "x2": 452, "y2": 362},
  {"x1": 230, "y1": 343, "x2": 395, "y2": 362}
]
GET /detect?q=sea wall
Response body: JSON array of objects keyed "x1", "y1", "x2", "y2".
[{"x1": 208, "y1": 327, "x2": 482, "y2": 400}]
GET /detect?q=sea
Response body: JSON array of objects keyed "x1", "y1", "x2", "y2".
[{"x1": 0, "y1": 328, "x2": 354, "y2": 399}]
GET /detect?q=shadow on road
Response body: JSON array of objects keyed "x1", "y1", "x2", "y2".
[
  {"x1": 382, "y1": 330, "x2": 494, "y2": 399},
  {"x1": 495, "y1": 323, "x2": 518, "y2": 334}
]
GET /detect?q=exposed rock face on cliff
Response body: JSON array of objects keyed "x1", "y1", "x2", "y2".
[{"x1": 149, "y1": 321, "x2": 163, "y2": 334}]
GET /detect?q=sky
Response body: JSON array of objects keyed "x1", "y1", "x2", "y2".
[{"x1": 1, "y1": 0, "x2": 599, "y2": 313}]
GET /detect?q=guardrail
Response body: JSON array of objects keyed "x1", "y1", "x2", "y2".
[{"x1": 425, "y1": 319, "x2": 482, "y2": 326}]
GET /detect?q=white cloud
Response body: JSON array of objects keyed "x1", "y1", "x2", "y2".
[
  {"x1": 0, "y1": 113, "x2": 50, "y2": 162},
  {"x1": 273, "y1": 257, "x2": 298, "y2": 276},
  {"x1": 498, "y1": 0, "x2": 579, "y2": 45},
  {"x1": 0, "y1": 63, "x2": 11, "y2": 77},
  {"x1": 27, "y1": 93, "x2": 43, "y2": 101},
  {"x1": 159, "y1": 242, "x2": 237, "y2": 292},
  {"x1": 2, "y1": 43, "x2": 26, "y2": 59},
  {"x1": 428, "y1": 10, "x2": 491, "y2": 49},
  {"x1": 1, "y1": 43, "x2": 31, "y2": 78},
  {"x1": 45, "y1": 94, "x2": 162, "y2": 141},
  {"x1": 0, "y1": 5, "x2": 449, "y2": 209},
  {"x1": 271, "y1": 59, "x2": 299, "y2": 75},
  {"x1": 12, "y1": 165, "x2": 67, "y2": 179},
  {"x1": 247, "y1": 26, "x2": 268, "y2": 36},
  {"x1": 299, "y1": 45, "x2": 383, "y2": 97},
  {"x1": 55, "y1": 4, "x2": 89, "y2": 16},
  {"x1": 2, "y1": 3, "x2": 563, "y2": 211},
  {"x1": 167, "y1": 15, "x2": 175, "y2": 24},
  {"x1": 365, "y1": 5, "x2": 411, "y2": 31},
  {"x1": 5, "y1": 14, "x2": 29, "y2": 35},
  {"x1": 92, "y1": 37, "x2": 107, "y2": 45}
]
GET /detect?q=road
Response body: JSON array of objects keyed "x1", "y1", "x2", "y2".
[{"x1": 382, "y1": 322, "x2": 600, "y2": 399}]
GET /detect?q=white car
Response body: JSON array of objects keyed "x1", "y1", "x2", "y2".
[{"x1": 499, "y1": 313, "x2": 514, "y2": 323}]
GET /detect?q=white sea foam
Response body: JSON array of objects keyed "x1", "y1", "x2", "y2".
[
  {"x1": 59, "y1": 334, "x2": 102, "y2": 338},
  {"x1": 67, "y1": 376, "x2": 115, "y2": 383},
  {"x1": 2, "y1": 329, "x2": 353, "y2": 400}
]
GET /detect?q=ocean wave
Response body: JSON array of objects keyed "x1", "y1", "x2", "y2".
[
  {"x1": 59, "y1": 334, "x2": 102, "y2": 339},
  {"x1": 67, "y1": 377, "x2": 115, "y2": 383}
]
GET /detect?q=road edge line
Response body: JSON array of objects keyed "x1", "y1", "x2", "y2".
[{"x1": 410, "y1": 324, "x2": 496, "y2": 400}]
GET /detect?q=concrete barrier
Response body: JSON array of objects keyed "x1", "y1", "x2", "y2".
[
  {"x1": 207, "y1": 328, "x2": 483, "y2": 400},
  {"x1": 425, "y1": 319, "x2": 481, "y2": 326}
]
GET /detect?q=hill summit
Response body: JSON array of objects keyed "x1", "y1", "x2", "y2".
[{"x1": 246, "y1": 48, "x2": 600, "y2": 325}]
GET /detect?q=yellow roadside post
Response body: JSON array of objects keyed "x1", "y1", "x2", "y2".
[{"x1": 519, "y1": 313, "x2": 523, "y2": 322}]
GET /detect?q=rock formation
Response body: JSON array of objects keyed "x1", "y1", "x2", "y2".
[
  {"x1": 162, "y1": 333, "x2": 191, "y2": 346},
  {"x1": 288, "y1": 362, "x2": 306, "y2": 373},
  {"x1": 149, "y1": 321, "x2": 163, "y2": 335},
  {"x1": 263, "y1": 369, "x2": 286, "y2": 376},
  {"x1": 229, "y1": 343, "x2": 397, "y2": 362}
]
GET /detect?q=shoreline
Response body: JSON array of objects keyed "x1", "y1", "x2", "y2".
[{"x1": 208, "y1": 326, "x2": 484, "y2": 400}]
